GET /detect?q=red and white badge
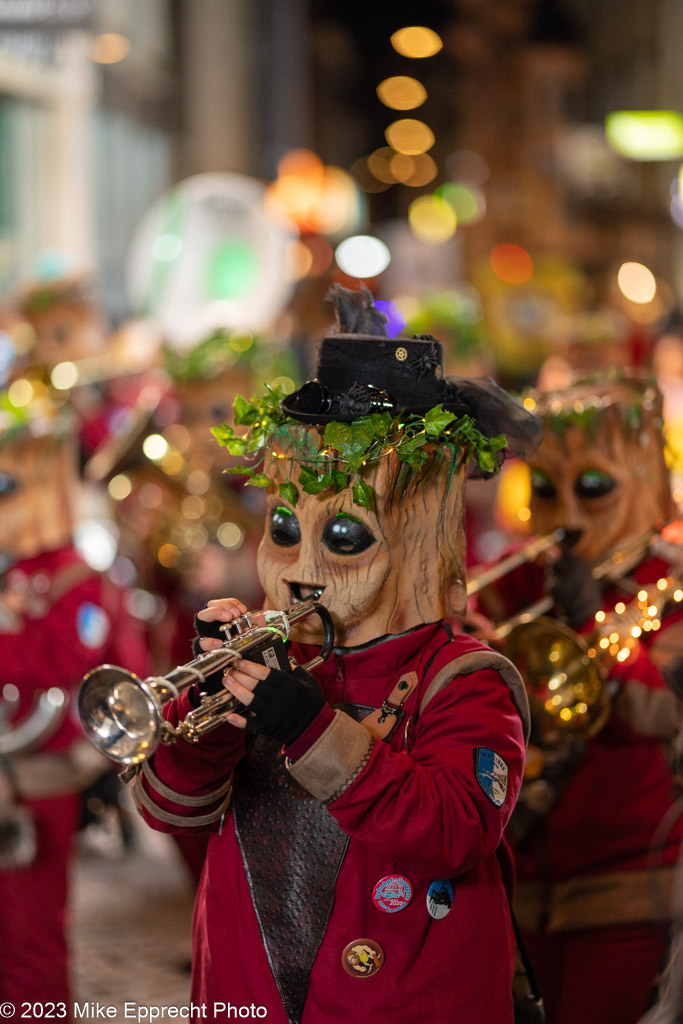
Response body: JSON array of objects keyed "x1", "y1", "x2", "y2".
[{"x1": 372, "y1": 874, "x2": 413, "y2": 913}]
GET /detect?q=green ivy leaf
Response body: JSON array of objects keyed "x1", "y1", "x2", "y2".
[
  {"x1": 397, "y1": 431, "x2": 427, "y2": 455},
  {"x1": 424, "y1": 404, "x2": 457, "y2": 438},
  {"x1": 299, "y1": 467, "x2": 335, "y2": 494},
  {"x1": 324, "y1": 421, "x2": 353, "y2": 457},
  {"x1": 247, "y1": 473, "x2": 271, "y2": 488},
  {"x1": 278, "y1": 481, "x2": 298, "y2": 506},
  {"x1": 233, "y1": 394, "x2": 258, "y2": 426},
  {"x1": 352, "y1": 479, "x2": 374, "y2": 509},
  {"x1": 331, "y1": 469, "x2": 349, "y2": 491},
  {"x1": 369, "y1": 411, "x2": 394, "y2": 436}
]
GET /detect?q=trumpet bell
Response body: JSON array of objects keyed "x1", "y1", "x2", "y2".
[
  {"x1": 502, "y1": 617, "x2": 610, "y2": 740},
  {"x1": 78, "y1": 665, "x2": 163, "y2": 765}
]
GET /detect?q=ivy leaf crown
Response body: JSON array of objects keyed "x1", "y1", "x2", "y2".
[{"x1": 211, "y1": 383, "x2": 507, "y2": 510}]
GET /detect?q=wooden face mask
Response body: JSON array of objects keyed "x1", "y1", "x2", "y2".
[
  {"x1": 0, "y1": 435, "x2": 77, "y2": 561},
  {"x1": 528, "y1": 383, "x2": 674, "y2": 564},
  {"x1": 257, "y1": 439, "x2": 468, "y2": 647}
]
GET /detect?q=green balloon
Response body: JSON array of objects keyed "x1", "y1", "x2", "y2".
[{"x1": 207, "y1": 240, "x2": 260, "y2": 300}]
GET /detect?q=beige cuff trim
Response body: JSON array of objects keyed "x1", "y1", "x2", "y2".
[
  {"x1": 142, "y1": 759, "x2": 233, "y2": 807},
  {"x1": 130, "y1": 770, "x2": 233, "y2": 828},
  {"x1": 286, "y1": 709, "x2": 374, "y2": 804},
  {"x1": 613, "y1": 681, "x2": 681, "y2": 739},
  {"x1": 514, "y1": 867, "x2": 677, "y2": 932}
]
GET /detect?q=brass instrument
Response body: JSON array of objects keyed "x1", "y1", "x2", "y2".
[
  {"x1": 502, "y1": 562, "x2": 683, "y2": 741},
  {"x1": 78, "y1": 600, "x2": 335, "y2": 765},
  {"x1": 468, "y1": 527, "x2": 683, "y2": 740}
]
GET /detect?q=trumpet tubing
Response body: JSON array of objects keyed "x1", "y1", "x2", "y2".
[{"x1": 78, "y1": 600, "x2": 334, "y2": 765}]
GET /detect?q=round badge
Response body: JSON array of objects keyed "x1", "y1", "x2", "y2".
[
  {"x1": 341, "y1": 938, "x2": 385, "y2": 978},
  {"x1": 372, "y1": 874, "x2": 413, "y2": 913},
  {"x1": 427, "y1": 879, "x2": 454, "y2": 920}
]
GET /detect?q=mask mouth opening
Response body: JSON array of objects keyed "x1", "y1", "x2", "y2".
[{"x1": 288, "y1": 581, "x2": 325, "y2": 602}]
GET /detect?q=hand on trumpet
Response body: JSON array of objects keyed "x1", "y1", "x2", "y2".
[
  {"x1": 193, "y1": 598, "x2": 268, "y2": 695},
  {"x1": 221, "y1": 658, "x2": 328, "y2": 746},
  {"x1": 193, "y1": 596, "x2": 329, "y2": 746}
]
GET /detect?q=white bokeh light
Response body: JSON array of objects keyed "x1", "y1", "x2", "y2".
[{"x1": 334, "y1": 235, "x2": 391, "y2": 278}]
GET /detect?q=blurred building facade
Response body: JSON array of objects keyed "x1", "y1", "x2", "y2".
[{"x1": 0, "y1": 0, "x2": 680, "y2": 347}]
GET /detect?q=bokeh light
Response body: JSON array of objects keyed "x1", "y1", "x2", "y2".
[
  {"x1": 617, "y1": 261, "x2": 657, "y2": 303},
  {"x1": 142, "y1": 434, "x2": 169, "y2": 461},
  {"x1": 489, "y1": 244, "x2": 534, "y2": 284},
  {"x1": 92, "y1": 33, "x2": 131, "y2": 64},
  {"x1": 385, "y1": 119, "x2": 435, "y2": 155},
  {"x1": 376, "y1": 76, "x2": 427, "y2": 110},
  {"x1": 207, "y1": 240, "x2": 260, "y2": 300},
  {"x1": 436, "y1": 183, "x2": 486, "y2": 225},
  {"x1": 334, "y1": 235, "x2": 391, "y2": 278},
  {"x1": 390, "y1": 26, "x2": 443, "y2": 59},
  {"x1": 605, "y1": 111, "x2": 683, "y2": 160},
  {"x1": 367, "y1": 147, "x2": 398, "y2": 184},
  {"x1": 349, "y1": 157, "x2": 392, "y2": 194},
  {"x1": 373, "y1": 300, "x2": 408, "y2": 338},
  {"x1": 389, "y1": 152, "x2": 437, "y2": 187},
  {"x1": 408, "y1": 196, "x2": 457, "y2": 244},
  {"x1": 266, "y1": 152, "x2": 362, "y2": 236}
]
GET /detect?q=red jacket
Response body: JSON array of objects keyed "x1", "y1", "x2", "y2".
[
  {"x1": 138, "y1": 621, "x2": 527, "y2": 1024},
  {"x1": 1, "y1": 546, "x2": 149, "y2": 757}
]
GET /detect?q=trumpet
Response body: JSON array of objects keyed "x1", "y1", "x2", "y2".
[{"x1": 78, "y1": 600, "x2": 335, "y2": 765}]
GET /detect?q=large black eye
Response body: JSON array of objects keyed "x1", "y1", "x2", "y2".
[
  {"x1": 323, "y1": 515, "x2": 376, "y2": 555},
  {"x1": 530, "y1": 469, "x2": 556, "y2": 499},
  {"x1": 53, "y1": 323, "x2": 69, "y2": 344},
  {"x1": 270, "y1": 506, "x2": 301, "y2": 547},
  {"x1": 0, "y1": 472, "x2": 18, "y2": 498},
  {"x1": 208, "y1": 402, "x2": 230, "y2": 423},
  {"x1": 575, "y1": 470, "x2": 616, "y2": 499}
]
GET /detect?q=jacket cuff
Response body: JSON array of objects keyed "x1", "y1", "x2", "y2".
[
  {"x1": 286, "y1": 709, "x2": 374, "y2": 804},
  {"x1": 283, "y1": 704, "x2": 336, "y2": 762}
]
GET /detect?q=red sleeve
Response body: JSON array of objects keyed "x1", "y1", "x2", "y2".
[
  {"x1": 137, "y1": 689, "x2": 247, "y2": 835},
  {"x1": 328, "y1": 668, "x2": 526, "y2": 879}
]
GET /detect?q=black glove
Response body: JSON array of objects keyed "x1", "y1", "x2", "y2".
[
  {"x1": 192, "y1": 612, "x2": 229, "y2": 692},
  {"x1": 244, "y1": 666, "x2": 328, "y2": 746},
  {"x1": 550, "y1": 551, "x2": 603, "y2": 628}
]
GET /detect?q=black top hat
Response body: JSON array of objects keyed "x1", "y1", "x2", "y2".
[
  {"x1": 281, "y1": 332, "x2": 466, "y2": 423},
  {"x1": 280, "y1": 285, "x2": 542, "y2": 464}
]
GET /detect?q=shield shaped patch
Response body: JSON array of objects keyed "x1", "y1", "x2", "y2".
[{"x1": 474, "y1": 747, "x2": 508, "y2": 807}]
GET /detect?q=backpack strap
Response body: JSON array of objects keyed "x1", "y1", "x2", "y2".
[{"x1": 420, "y1": 648, "x2": 531, "y2": 744}]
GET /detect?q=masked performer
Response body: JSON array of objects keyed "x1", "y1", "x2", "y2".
[
  {"x1": 0, "y1": 387, "x2": 148, "y2": 1008},
  {"x1": 130, "y1": 286, "x2": 541, "y2": 1023},
  {"x1": 478, "y1": 375, "x2": 683, "y2": 1024}
]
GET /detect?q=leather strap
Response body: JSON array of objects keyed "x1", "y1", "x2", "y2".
[{"x1": 358, "y1": 671, "x2": 419, "y2": 739}]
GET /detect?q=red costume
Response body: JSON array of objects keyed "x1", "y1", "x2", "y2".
[
  {"x1": 477, "y1": 544, "x2": 683, "y2": 1024},
  {"x1": 0, "y1": 547, "x2": 148, "y2": 1007},
  {"x1": 137, "y1": 623, "x2": 527, "y2": 1023}
]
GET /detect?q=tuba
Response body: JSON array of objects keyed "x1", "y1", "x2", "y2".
[{"x1": 78, "y1": 600, "x2": 335, "y2": 765}]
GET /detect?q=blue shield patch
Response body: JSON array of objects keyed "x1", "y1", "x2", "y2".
[
  {"x1": 76, "y1": 602, "x2": 111, "y2": 650},
  {"x1": 474, "y1": 747, "x2": 508, "y2": 807}
]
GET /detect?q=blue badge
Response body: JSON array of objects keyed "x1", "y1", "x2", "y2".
[
  {"x1": 76, "y1": 602, "x2": 111, "y2": 649},
  {"x1": 427, "y1": 879, "x2": 454, "y2": 920},
  {"x1": 474, "y1": 747, "x2": 509, "y2": 807}
]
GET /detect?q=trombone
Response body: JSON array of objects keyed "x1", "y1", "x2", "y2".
[
  {"x1": 467, "y1": 526, "x2": 683, "y2": 739},
  {"x1": 78, "y1": 600, "x2": 335, "y2": 766}
]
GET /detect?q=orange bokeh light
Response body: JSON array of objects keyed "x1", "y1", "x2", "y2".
[{"x1": 490, "y1": 244, "x2": 534, "y2": 284}]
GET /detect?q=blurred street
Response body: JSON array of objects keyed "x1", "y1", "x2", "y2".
[{"x1": 70, "y1": 795, "x2": 195, "y2": 1014}]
